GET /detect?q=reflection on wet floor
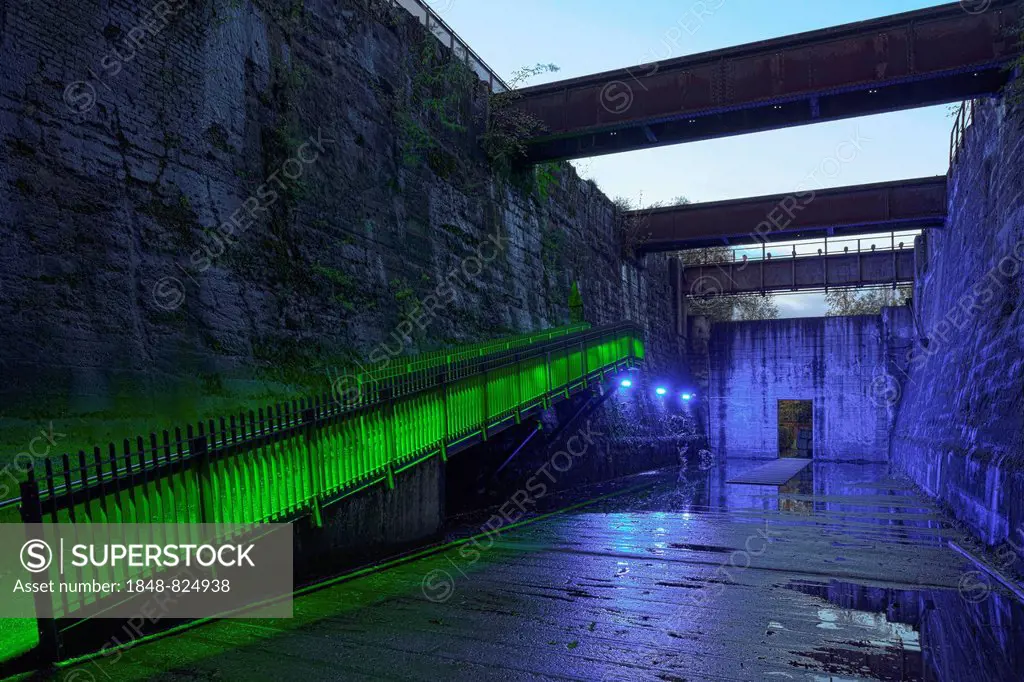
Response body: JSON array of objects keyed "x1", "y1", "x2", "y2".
[
  {"x1": 719, "y1": 460, "x2": 1023, "y2": 681},
  {"x1": 444, "y1": 458, "x2": 1024, "y2": 680},
  {"x1": 54, "y1": 457, "x2": 1024, "y2": 681},
  {"x1": 783, "y1": 576, "x2": 1024, "y2": 681}
]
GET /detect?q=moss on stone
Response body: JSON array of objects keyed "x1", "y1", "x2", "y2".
[
  {"x1": 205, "y1": 122, "x2": 236, "y2": 154},
  {"x1": 427, "y1": 147, "x2": 458, "y2": 179},
  {"x1": 8, "y1": 139, "x2": 36, "y2": 158},
  {"x1": 139, "y1": 188, "x2": 199, "y2": 246}
]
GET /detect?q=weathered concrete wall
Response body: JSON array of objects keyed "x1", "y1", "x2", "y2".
[
  {"x1": 0, "y1": 0, "x2": 677, "y2": 459},
  {"x1": 295, "y1": 455, "x2": 444, "y2": 581},
  {"x1": 707, "y1": 314, "x2": 902, "y2": 461},
  {"x1": 56, "y1": 456, "x2": 445, "y2": 657},
  {"x1": 891, "y1": 96, "x2": 1024, "y2": 552}
]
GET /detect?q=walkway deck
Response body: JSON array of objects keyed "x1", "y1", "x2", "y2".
[{"x1": 53, "y1": 461, "x2": 1024, "y2": 681}]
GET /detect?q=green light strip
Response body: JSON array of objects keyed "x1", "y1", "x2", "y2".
[{"x1": 22, "y1": 324, "x2": 644, "y2": 626}]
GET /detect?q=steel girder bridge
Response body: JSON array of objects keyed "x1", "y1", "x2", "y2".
[{"x1": 512, "y1": 1, "x2": 1022, "y2": 163}]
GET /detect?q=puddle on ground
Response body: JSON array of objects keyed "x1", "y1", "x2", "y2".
[{"x1": 783, "y1": 578, "x2": 1024, "y2": 681}]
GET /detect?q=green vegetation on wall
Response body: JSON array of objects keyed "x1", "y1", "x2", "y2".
[
  {"x1": 396, "y1": 39, "x2": 477, "y2": 168},
  {"x1": 533, "y1": 161, "x2": 561, "y2": 201},
  {"x1": 481, "y1": 63, "x2": 559, "y2": 173},
  {"x1": 569, "y1": 281, "x2": 584, "y2": 323}
]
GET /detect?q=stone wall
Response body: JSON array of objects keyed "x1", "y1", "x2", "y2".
[
  {"x1": 0, "y1": 0, "x2": 677, "y2": 460},
  {"x1": 707, "y1": 313, "x2": 907, "y2": 462},
  {"x1": 891, "y1": 96, "x2": 1024, "y2": 552}
]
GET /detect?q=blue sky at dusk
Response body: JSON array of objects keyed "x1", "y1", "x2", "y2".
[{"x1": 430, "y1": 0, "x2": 959, "y2": 316}]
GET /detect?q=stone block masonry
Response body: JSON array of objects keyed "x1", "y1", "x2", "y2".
[
  {"x1": 891, "y1": 96, "x2": 1024, "y2": 555},
  {"x1": 0, "y1": 0, "x2": 678, "y2": 459}
]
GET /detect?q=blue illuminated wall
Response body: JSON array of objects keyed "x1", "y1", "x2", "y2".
[
  {"x1": 891, "y1": 96, "x2": 1024, "y2": 553},
  {"x1": 707, "y1": 313, "x2": 909, "y2": 462}
]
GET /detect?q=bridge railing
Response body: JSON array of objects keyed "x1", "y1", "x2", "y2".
[
  {"x1": 683, "y1": 245, "x2": 915, "y2": 298},
  {"x1": 17, "y1": 321, "x2": 641, "y2": 661},
  {"x1": 680, "y1": 230, "x2": 919, "y2": 266},
  {"x1": 390, "y1": 0, "x2": 510, "y2": 93},
  {"x1": 20, "y1": 323, "x2": 643, "y2": 533}
]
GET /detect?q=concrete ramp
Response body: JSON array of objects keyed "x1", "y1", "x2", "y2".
[{"x1": 727, "y1": 458, "x2": 812, "y2": 485}]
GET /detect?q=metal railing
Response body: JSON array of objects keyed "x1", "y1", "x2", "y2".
[
  {"x1": 20, "y1": 323, "x2": 643, "y2": 530},
  {"x1": 346, "y1": 323, "x2": 590, "y2": 387},
  {"x1": 949, "y1": 99, "x2": 976, "y2": 167},
  {"x1": 391, "y1": 0, "x2": 510, "y2": 93},
  {"x1": 680, "y1": 230, "x2": 920, "y2": 266},
  {"x1": 682, "y1": 242, "x2": 915, "y2": 297},
  {"x1": 19, "y1": 322, "x2": 643, "y2": 659},
  {"x1": 0, "y1": 325, "x2": 591, "y2": 514}
]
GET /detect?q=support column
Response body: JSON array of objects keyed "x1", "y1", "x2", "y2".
[{"x1": 670, "y1": 256, "x2": 686, "y2": 338}]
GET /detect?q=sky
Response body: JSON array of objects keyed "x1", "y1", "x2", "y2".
[{"x1": 425, "y1": 0, "x2": 958, "y2": 316}]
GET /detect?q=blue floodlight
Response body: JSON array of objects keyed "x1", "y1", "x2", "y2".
[
  {"x1": 655, "y1": 387, "x2": 667, "y2": 396},
  {"x1": 682, "y1": 393, "x2": 692, "y2": 401},
  {"x1": 620, "y1": 379, "x2": 632, "y2": 388}
]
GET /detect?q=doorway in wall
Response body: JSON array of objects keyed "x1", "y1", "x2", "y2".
[{"x1": 778, "y1": 399, "x2": 813, "y2": 458}]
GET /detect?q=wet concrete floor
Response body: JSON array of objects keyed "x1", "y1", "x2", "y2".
[{"x1": 51, "y1": 459, "x2": 1024, "y2": 681}]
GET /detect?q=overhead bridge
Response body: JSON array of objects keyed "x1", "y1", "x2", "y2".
[
  {"x1": 513, "y1": 1, "x2": 1022, "y2": 162},
  {"x1": 678, "y1": 247, "x2": 915, "y2": 298},
  {"x1": 633, "y1": 176, "x2": 947, "y2": 251}
]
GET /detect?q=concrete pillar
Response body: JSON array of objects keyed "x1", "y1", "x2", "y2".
[{"x1": 668, "y1": 256, "x2": 686, "y2": 339}]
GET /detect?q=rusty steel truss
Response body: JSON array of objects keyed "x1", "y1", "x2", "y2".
[
  {"x1": 631, "y1": 176, "x2": 947, "y2": 251},
  {"x1": 514, "y1": 1, "x2": 1022, "y2": 162},
  {"x1": 677, "y1": 248, "x2": 916, "y2": 298}
]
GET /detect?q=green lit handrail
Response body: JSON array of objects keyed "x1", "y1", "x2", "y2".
[
  {"x1": 352, "y1": 322, "x2": 591, "y2": 384},
  {"x1": 19, "y1": 322, "x2": 643, "y2": 630},
  {"x1": 21, "y1": 323, "x2": 644, "y2": 533},
  {"x1": 10, "y1": 323, "x2": 595, "y2": 513},
  {"x1": 350, "y1": 323, "x2": 619, "y2": 405}
]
